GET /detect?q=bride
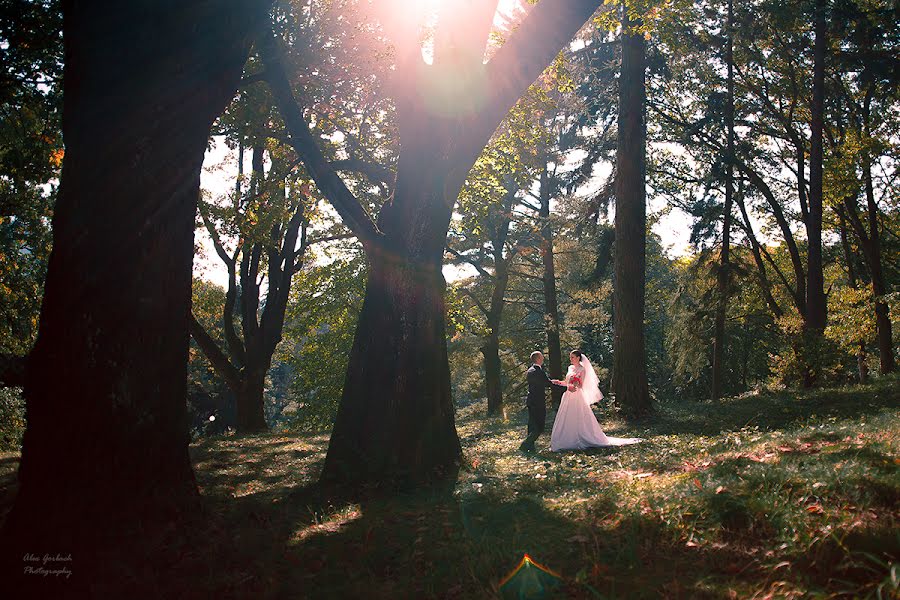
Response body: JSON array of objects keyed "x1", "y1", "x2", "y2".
[{"x1": 549, "y1": 350, "x2": 642, "y2": 451}]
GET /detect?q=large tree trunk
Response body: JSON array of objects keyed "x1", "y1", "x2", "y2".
[
  {"x1": 1, "y1": 0, "x2": 259, "y2": 592},
  {"x1": 539, "y1": 163, "x2": 564, "y2": 407},
  {"x1": 236, "y1": 365, "x2": 269, "y2": 432},
  {"x1": 320, "y1": 241, "x2": 461, "y2": 490},
  {"x1": 320, "y1": 138, "x2": 464, "y2": 489},
  {"x1": 483, "y1": 334, "x2": 503, "y2": 414},
  {"x1": 806, "y1": 0, "x2": 827, "y2": 338},
  {"x1": 711, "y1": 0, "x2": 735, "y2": 402},
  {"x1": 612, "y1": 9, "x2": 652, "y2": 419}
]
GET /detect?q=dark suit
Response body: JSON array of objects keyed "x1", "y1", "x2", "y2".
[{"x1": 520, "y1": 363, "x2": 567, "y2": 451}]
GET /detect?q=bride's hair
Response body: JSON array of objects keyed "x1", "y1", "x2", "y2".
[{"x1": 570, "y1": 350, "x2": 583, "y2": 361}]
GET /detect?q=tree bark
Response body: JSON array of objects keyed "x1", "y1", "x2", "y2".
[
  {"x1": 321, "y1": 188, "x2": 462, "y2": 489},
  {"x1": 484, "y1": 220, "x2": 514, "y2": 415},
  {"x1": 1, "y1": 0, "x2": 261, "y2": 592},
  {"x1": 864, "y1": 163, "x2": 895, "y2": 375},
  {"x1": 612, "y1": 9, "x2": 652, "y2": 419},
  {"x1": 806, "y1": 0, "x2": 827, "y2": 337},
  {"x1": 711, "y1": 0, "x2": 735, "y2": 402},
  {"x1": 235, "y1": 365, "x2": 269, "y2": 432},
  {"x1": 539, "y1": 162, "x2": 564, "y2": 407},
  {"x1": 483, "y1": 334, "x2": 503, "y2": 415}
]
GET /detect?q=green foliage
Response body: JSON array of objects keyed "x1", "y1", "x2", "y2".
[
  {"x1": 0, "y1": 0, "x2": 62, "y2": 357},
  {"x1": 280, "y1": 253, "x2": 366, "y2": 430},
  {"x1": 0, "y1": 386, "x2": 24, "y2": 451}
]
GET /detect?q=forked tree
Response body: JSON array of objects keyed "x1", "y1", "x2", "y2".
[{"x1": 258, "y1": 0, "x2": 606, "y2": 489}]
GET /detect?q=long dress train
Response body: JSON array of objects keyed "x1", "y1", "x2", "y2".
[{"x1": 550, "y1": 363, "x2": 642, "y2": 451}]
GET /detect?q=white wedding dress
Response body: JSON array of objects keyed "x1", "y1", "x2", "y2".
[{"x1": 550, "y1": 356, "x2": 642, "y2": 451}]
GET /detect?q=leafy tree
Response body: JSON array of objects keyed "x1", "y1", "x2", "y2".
[
  {"x1": 280, "y1": 251, "x2": 366, "y2": 430},
  {"x1": 191, "y1": 145, "x2": 310, "y2": 433},
  {"x1": 0, "y1": 0, "x2": 61, "y2": 385},
  {"x1": 258, "y1": 0, "x2": 608, "y2": 490}
]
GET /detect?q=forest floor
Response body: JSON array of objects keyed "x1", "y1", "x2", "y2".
[{"x1": 0, "y1": 376, "x2": 898, "y2": 599}]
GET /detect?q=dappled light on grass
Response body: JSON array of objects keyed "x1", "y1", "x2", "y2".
[
  {"x1": 0, "y1": 377, "x2": 895, "y2": 597},
  {"x1": 291, "y1": 505, "x2": 363, "y2": 543}
]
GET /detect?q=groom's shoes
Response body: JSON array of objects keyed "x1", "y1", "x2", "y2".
[{"x1": 519, "y1": 443, "x2": 536, "y2": 454}]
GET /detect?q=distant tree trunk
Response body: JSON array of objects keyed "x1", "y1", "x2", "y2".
[
  {"x1": 735, "y1": 181, "x2": 784, "y2": 319},
  {"x1": 539, "y1": 162, "x2": 564, "y2": 407},
  {"x1": 612, "y1": 8, "x2": 652, "y2": 419},
  {"x1": 482, "y1": 259, "x2": 511, "y2": 415},
  {"x1": 236, "y1": 365, "x2": 269, "y2": 431},
  {"x1": 483, "y1": 335, "x2": 503, "y2": 414},
  {"x1": 837, "y1": 208, "x2": 868, "y2": 383},
  {"x1": 711, "y1": 0, "x2": 735, "y2": 402},
  {"x1": 860, "y1": 95, "x2": 895, "y2": 375},
  {"x1": 484, "y1": 200, "x2": 516, "y2": 415},
  {"x1": 843, "y1": 156, "x2": 895, "y2": 376},
  {"x1": 1, "y1": 0, "x2": 260, "y2": 591},
  {"x1": 806, "y1": 0, "x2": 827, "y2": 338},
  {"x1": 863, "y1": 163, "x2": 894, "y2": 375}
]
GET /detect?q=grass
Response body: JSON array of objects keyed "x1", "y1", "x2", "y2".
[{"x1": 1, "y1": 376, "x2": 898, "y2": 599}]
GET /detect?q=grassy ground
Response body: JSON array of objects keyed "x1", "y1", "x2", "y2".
[{"x1": 1, "y1": 377, "x2": 898, "y2": 598}]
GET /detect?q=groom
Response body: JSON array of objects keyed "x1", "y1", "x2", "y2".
[{"x1": 519, "y1": 351, "x2": 567, "y2": 453}]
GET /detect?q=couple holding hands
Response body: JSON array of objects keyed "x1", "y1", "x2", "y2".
[{"x1": 520, "y1": 350, "x2": 641, "y2": 453}]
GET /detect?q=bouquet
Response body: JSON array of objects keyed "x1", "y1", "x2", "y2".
[{"x1": 568, "y1": 374, "x2": 582, "y2": 392}]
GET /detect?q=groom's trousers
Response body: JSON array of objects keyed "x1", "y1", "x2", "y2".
[{"x1": 521, "y1": 401, "x2": 546, "y2": 451}]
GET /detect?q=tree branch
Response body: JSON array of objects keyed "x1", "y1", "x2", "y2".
[
  {"x1": 255, "y1": 21, "x2": 384, "y2": 251},
  {"x1": 446, "y1": 246, "x2": 493, "y2": 279},
  {"x1": 331, "y1": 158, "x2": 394, "y2": 186},
  {"x1": 189, "y1": 314, "x2": 241, "y2": 391},
  {"x1": 477, "y1": 0, "x2": 604, "y2": 152}
]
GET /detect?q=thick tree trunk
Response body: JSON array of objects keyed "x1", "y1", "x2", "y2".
[
  {"x1": 263, "y1": 0, "x2": 605, "y2": 492},
  {"x1": 1, "y1": 0, "x2": 259, "y2": 592},
  {"x1": 806, "y1": 0, "x2": 827, "y2": 337},
  {"x1": 483, "y1": 335, "x2": 503, "y2": 415},
  {"x1": 711, "y1": 0, "x2": 735, "y2": 402},
  {"x1": 320, "y1": 242, "x2": 461, "y2": 490},
  {"x1": 539, "y1": 164, "x2": 564, "y2": 406},
  {"x1": 236, "y1": 366, "x2": 269, "y2": 432},
  {"x1": 320, "y1": 146, "x2": 464, "y2": 490},
  {"x1": 612, "y1": 11, "x2": 652, "y2": 419}
]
